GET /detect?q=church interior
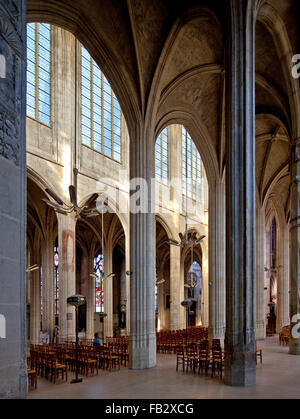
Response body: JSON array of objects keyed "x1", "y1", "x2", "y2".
[{"x1": 0, "y1": 0, "x2": 300, "y2": 399}]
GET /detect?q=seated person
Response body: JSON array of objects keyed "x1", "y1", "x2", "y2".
[{"x1": 93, "y1": 332, "x2": 101, "y2": 345}]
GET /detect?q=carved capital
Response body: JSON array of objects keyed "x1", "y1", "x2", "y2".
[
  {"x1": 0, "y1": 0, "x2": 25, "y2": 166},
  {"x1": 0, "y1": 109, "x2": 20, "y2": 164}
]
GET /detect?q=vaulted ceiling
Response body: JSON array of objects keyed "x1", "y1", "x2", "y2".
[
  {"x1": 76, "y1": 213, "x2": 125, "y2": 255},
  {"x1": 27, "y1": 0, "x2": 300, "y2": 223},
  {"x1": 27, "y1": 176, "x2": 57, "y2": 252}
]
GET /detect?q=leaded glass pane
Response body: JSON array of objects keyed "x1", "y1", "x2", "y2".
[
  {"x1": 182, "y1": 126, "x2": 203, "y2": 199},
  {"x1": 155, "y1": 128, "x2": 168, "y2": 183},
  {"x1": 26, "y1": 22, "x2": 51, "y2": 125}
]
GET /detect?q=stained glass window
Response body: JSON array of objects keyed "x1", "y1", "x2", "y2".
[
  {"x1": 54, "y1": 246, "x2": 59, "y2": 322},
  {"x1": 94, "y1": 254, "x2": 104, "y2": 313},
  {"x1": 27, "y1": 23, "x2": 51, "y2": 125},
  {"x1": 155, "y1": 128, "x2": 168, "y2": 183},
  {"x1": 81, "y1": 45, "x2": 121, "y2": 162},
  {"x1": 182, "y1": 126, "x2": 202, "y2": 199}
]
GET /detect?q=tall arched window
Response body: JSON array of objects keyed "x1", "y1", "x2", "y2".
[
  {"x1": 182, "y1": 127, "x2": 202, "y2": 199},
  {"x1": 155, "y1": 128, "x2": 168, "y2": 183},
  {"x1": 94, "y1": 253, "x2": 104, "y2": 313},
  {"x1": 81, "y1": 46, "x2": 121, "y2": 162},
  {"x1": 26, "y1": 23, "x2": 51, "y2": 125}
]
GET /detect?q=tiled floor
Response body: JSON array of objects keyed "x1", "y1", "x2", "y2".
[{"x1": 28, "y1": 336, "x2": 300, "y2": 399}]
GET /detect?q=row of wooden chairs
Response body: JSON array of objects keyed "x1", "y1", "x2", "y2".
[
  {"x1": 176, "y1": 346, "x2": 262, "y2": 379},
  {"x1": 108, "y1": 345, "x2": 129, "y2": 367},
  {"x1": 176, "y1": 346, "x2": 224, "y2": 379},
  {"x1": 58, "y1": 345, "x2": 122, "y2": 373},
  {"x1": 158, "y1": 337, "x2": 220, "y2": 354},
  {"x1": 29, "y1": 350, "x2": 68, "y2": 384},
  {"x1": 95, "y1": 348, "x2": 121, "y2": 371},
  {"x1": 28, "y1": 343, "x2": 125, "y2": 385},
  {"x1": 106, "y1": 336, "x2": 129, "y2": 346},
  {"x1": 157, "y1": 327, "x2": 208, "y2": 353},
  {"x1": 158, "y1": 327, "x2": 208, "y2": 339}
]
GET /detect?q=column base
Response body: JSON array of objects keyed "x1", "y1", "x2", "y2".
[
  {"x1": 129, "y1": 333, "x2": 156, "y2": 369},
  {"x1": 224, "y1": 346, "x2": 256, "y2": 387},
  {"x1": 0, "y1": 365, "x2": 27, "y2": 399},
  {"x1": 208, "y1": 325, "x2": 225, "y2": 347},
  {"x1": 289, "y1": 338, "x2": 300, "y2": 355}
]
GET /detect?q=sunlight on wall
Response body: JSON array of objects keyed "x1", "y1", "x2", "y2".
[{"x1": 202, "y1": 258, "x2": 208, "y2": 273}]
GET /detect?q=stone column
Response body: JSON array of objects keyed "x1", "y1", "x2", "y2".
[
  {"x1": 41, "y1": 232, "x2": 55, "y2": 338},
  {"x1": 119, "y1": 256, "x2": 127, "y2": 335},
  {"x1": 276, "y1": 224, "x2": 290, "y2": 333},
  {"x1": 208, "y1": 180, "x2": 226, "y2": 344},
  {"x1": 224, "y1": 0, "x2": 257, "y2": 386},
  {"x1": 256, "y1": 205, "x2": 266, "y2": 340},
  {"x1": 289, "y1": 137, "x2": 300, "y2": 354},
  {"x1": 30, "y1": 256, "x2": 41, "y2": 345},
  {"x1": 86, "y1": 253, "x2": 94, "y2": 340},
  {"x1": 202, "y1": 254, "x2": 209, "y2": 328},
  {"x1": 26, "y1": 252, "x2": 31, "y2": 341},
  {"x1": 79, "y1": 251, "x2": 94, "y2": 340},
  {"x1": 0, "y1": 0, "x2": 27, "y2": 399},
  {"x1": 129, "y1": 125, "x2": 156, "y2": 369},
  {"x1": 125, "y1": 232, "x2": 130, "y2": 335},
  {"x1": 103, "y1": 246, "x2": 113, "y2": 340},
  {"x1": 277, "y1": 223, "x2": 289, "y2": 331},
  {"x1": 157, "y1": 282, "x2": 165, "y2": 331},
  {"x1": 57, "y1": 214, "x2": 76, "y2": 342},
  {"x1": 170, "y1": 244, "x2": 185, "y2": 330},
  {"x1": 265, "y1": 229, "x2": 271, "y2": 321}
]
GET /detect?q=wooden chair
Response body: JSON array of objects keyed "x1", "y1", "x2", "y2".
[
  {"x1": 80, "y1": 349, "x2": 98, "y2": 376},
  {"x1": 197, "y1": 348, "x2": 208, "y2": 375},
  {"x1": 204, "y1": 349, "x2": 213, "y2": 377},
  {"x1": 211, "y1": 348, "x2": 224, "y2": 378},
  {"x1": 176, "y1": 347, "x2": 185, "y2": 372},
  {"x1": 212, "y1": 339, "x2": 221, "y2": 349},
  {"x1": 107, "y1": 350, "x2": 120, "y2": 371},
  {"x1": 120, "y1": 345, "x2": 129, "y2": 367},
  {"x1": 39, "y1": 352, "x2": 48, "y2": 378},
  {"x1": 27, "y1": 369, "x2": 37, "y2": 389},
  {"x1": 96, "y1": 347, "x2": 109, "y2": 369},
  {"x1": 48, "y1": 354, "x2": 68, "y2": 384},
  {"x1": 256, "y1": 347, "x2": 263, "y2": 364},
  {"x1": 29, "y1": 350, "x2": 37, "y2": 372},
  {"x1": 185, "y1": 346, "x2": 197, "y2": 373}
]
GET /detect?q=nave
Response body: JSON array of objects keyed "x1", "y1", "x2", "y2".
[
  {"x1": 28, "y1": 336, "x2": 299, "y2": 400},
  {"x1": 1, "y1": 0, "x2": 300, "y2": 398}
]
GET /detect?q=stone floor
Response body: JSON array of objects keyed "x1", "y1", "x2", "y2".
[{"x1": 28, "y1": 336, "x2": 300, "y2": 399}]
